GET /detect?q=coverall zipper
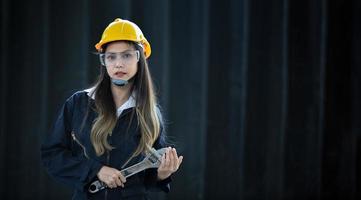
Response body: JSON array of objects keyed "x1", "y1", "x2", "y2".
[{"x1": 71, "y1": 131, "x2": 89, "y2": 159}]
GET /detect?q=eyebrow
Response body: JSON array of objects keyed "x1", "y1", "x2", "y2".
[{"x1": 105, "y1": 49, "x2": 135, "y2": 54}]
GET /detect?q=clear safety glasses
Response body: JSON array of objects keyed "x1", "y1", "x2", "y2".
[{"x1": 99, "y1": 50, "x2": 140, "y2": 67}]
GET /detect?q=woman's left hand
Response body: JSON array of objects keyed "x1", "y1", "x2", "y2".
[{"x1": 157, "y1": 147, "x2": 183, "y2": 180}]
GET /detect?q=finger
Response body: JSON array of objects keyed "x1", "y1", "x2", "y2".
[
  {"x1": 117, "y1": 172, "x2": 126, "y2": 183},
  {"x1": 165, "y1": 148, "x2": 171, "y2": 167},
  {"x1": 114, "y1": 176, "x2": 122, "y2": 187},
  {"x1": 108, "y1": 177, "x2": 113, "y2": 183},
  {"x1": 170, "y1": 148, "x2": 178, "y2": 170},
  {"x1": 159, "y1": 154, "x2": 165, "y2": 169},
  {"x1": 119, "y1": 178, "x2": 124, "y2": 188},
  {"x1": 171, "y1": 148, "x2": 181, "y2": 169},
  {"x1": 178, "y1": 156, "x2": 183, "y2": 166},
  {"x1": 109, "y1": 174, "x2": 119, "y2": 187},
  {"x1": 120, "y1": 176, "x2": 126, "y2": 186},
  {"x1": 107, "y1": 179, "x2": 115, "y2": 188},
  {"x1": 173, "y1": 148, "x2": 179, "y2": 158},
  {"x1": 174, "y1": 149, "x2": 183, "y2": 170}
]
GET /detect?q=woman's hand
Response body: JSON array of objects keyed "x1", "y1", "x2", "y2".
[
  {"x1": 157, "y1": 147, "x2": 183, "y2": 180},
  {"x1": 97, "y1": 166, "x2": 126, "y2": 189}
]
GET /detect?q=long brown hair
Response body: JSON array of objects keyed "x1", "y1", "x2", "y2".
[{"x1": 90, "y1": 41, "x2": 161, "y2": 158}]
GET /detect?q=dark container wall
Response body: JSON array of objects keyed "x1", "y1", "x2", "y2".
[{"x1": 1, "y1": 0, "x2": 360, "y2": 199}]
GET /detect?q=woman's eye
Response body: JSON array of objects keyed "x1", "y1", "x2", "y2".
[
  {"x1": 106, "y1": 54, "x2": 116, "y2": 60},
  {"x1": 122, "y1": 53, "x2": 132, "y2": 59}
]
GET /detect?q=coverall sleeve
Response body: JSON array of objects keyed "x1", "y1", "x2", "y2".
[
  {"x1": 40, "y1": 94, "x2": 103, "y2": 191},
  {"x1": 144, "y1": 106, "x2": 172, "y2": 192}
]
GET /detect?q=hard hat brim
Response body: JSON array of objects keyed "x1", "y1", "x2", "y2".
[{"x1": 95, "y1": 39, "x2": 151, "y2": 59}]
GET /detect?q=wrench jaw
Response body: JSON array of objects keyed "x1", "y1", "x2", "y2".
[
  {"x1": 146, "y1": 147, "x2": 168, "y2": 167},
  {"x1": 89, "y1": 180, "x2": 107, "y2": 193},
  {"x1": 155, "y1": 148, "x2": 167, "y2": 158}
]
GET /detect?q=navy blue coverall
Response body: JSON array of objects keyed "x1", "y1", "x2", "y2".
[{"x1": 41, "y1": 91, "x2": 171, "y2": 200}]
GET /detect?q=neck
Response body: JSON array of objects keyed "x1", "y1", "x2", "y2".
[{"x1": 111, "y1": 82, "x2": 132, "y2": 109}]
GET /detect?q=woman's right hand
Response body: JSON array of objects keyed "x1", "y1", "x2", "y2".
[{"x1": 97, "y1": 166, "x2": 126, "y2": 188}]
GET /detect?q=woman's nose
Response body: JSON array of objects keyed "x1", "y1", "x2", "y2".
[{"x1": 114, "y1": 59, "x2": 124, "y2": 68}]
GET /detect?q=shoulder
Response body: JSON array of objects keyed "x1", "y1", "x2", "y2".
[
  {"x1": 65, "y1": 90, "x2": 89, "y2": 103},
  {"x1": 63, "y1": 88, "x2": 94, "y2": 109}
]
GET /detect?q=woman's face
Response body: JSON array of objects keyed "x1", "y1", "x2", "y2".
[{"x1": 103, "y1": 41, "x2": 139, "y2": 82}]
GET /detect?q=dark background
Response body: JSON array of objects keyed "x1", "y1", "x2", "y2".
[{"x1": 1, "y1": 0, "x2": 360, "y2": 199}]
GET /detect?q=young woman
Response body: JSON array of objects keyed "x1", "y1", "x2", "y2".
[{"x1": 41, "y1": 18, "x2": 183, "y2": 200}]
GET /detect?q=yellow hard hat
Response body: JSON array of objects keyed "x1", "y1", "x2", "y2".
[{"x1": 95, "y1": 18, "x2": 151, "y2": 58}]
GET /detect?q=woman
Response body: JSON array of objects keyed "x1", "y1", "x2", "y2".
[{"x1": 41, "y1": 18, "x2": 183, "y2": 200}]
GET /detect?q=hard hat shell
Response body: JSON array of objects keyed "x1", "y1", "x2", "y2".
[{"x1": 95, "y1": 18, "x2": 151, "y2": 58}]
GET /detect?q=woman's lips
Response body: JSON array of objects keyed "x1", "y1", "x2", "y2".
[{"x1": 114, "y1": 72, "x2": 126, "y2": 78}]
